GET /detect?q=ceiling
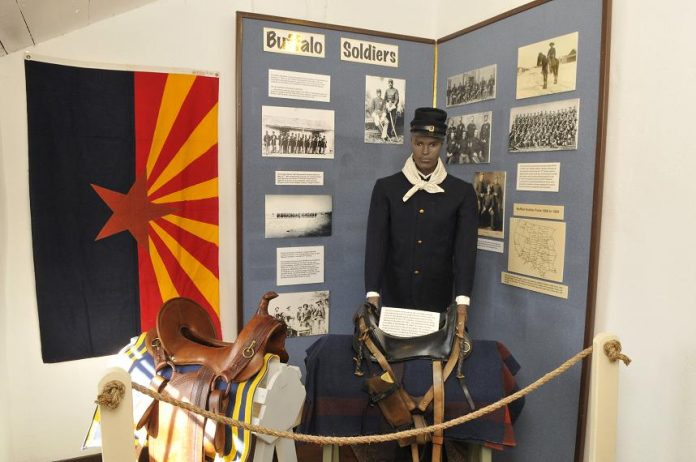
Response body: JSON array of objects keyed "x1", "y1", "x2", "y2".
[{"x1": 0, "y1": 0, "x2": 156, "y2": 57}]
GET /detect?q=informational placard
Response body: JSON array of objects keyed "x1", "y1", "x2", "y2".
[
  {"x1": 276, "y1": 246, "x2": 324, "y2": 286},
  {"x1": 378, "y1": 306, "x2": 440, "y2": 337},
  {"x1": 517, "y1": 162, "x2": 561, "y2": 192},
  {"x1": 501, "y1": 272, "x2": 569, "y2": 299},
  {"x1": 274, "y1": 171, "x2": 324, "y2": 186},
  {"x1": 508, "y1": 217, "x2": 566, "y2": 282},
  {"x1": 514, "y1": 203, "x2": 565, "y2": 221},
  {"x1": 477, "y1": 238, "x2": 504, "y2": 253},
  {"x1": 263, "y1": 27, "x2": 325, "y2": 58},
  {"x1": 340, "y1": 37, "x2": 399, "y2": 67},
  {"x1": 268, "y1": 69, "x2": 331, "y2": 102}
]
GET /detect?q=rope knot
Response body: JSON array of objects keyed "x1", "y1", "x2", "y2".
[
  {"x1": 603, "y1": 340, "x2": 631, "y2": 366},
  {"x1": 96, "y1": 380, "x2": 126, "y2": 409}
]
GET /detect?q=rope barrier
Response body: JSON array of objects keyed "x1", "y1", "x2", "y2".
[{"x1": 97, "y1": 339, "x2": 630, "y2": 446}]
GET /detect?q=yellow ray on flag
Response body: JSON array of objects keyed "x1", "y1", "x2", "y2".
[
  {"x1": 148, "y1": 236, "x2": 179, "y2": 302},
  {"x1": 161, "y1": 215, "x2": 218, "y2": 246},
  {"x1": 146, "y1": 74, "x2": 197, "y2": 178},
  {"x1": 148, "y1": 103, "x2": 219, "y2": 195},
  {"x1": 151, "y1": 178, "x2": 218, "y2": 204},
  {"x1": 150, "y1": 221, "x2": 219, "y2": 312}
]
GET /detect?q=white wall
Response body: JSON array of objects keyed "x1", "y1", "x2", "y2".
[
  {"x1": 2, "y1": 0, "x2": 695, "y2": 460},
  {"x1": 0, "y1": 118, "x2": 11, "y2": 462},
  {"x1": 445, "y1": 1, "x2": 696, "y2": 461},
  {"x1": 596, "y1": 1, "x2": 696, "y2": 459},
  {"x1": 0, "y1": 1, "x2": 437, "y2": 460}
]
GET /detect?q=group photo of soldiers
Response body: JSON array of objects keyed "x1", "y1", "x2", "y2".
[
  {"x1": 516, "y1": 32, "x2": 578, "y2": 99},
  {"x1": 445, "y1": 111, "x2": 492, "y2": 164},
  {"x1": 364, "y1": 75, "x2": 405, "y2": 144},
  {"x1": 446, "y1": 64, "x2": 497, "y2": 107},
  {"x1": 473, "y1": 171, "x2": 506, "y2": 238},
  {"x1": 269, "y1": 291, "x2": 329, "y2": 337},
  {"x1": 508, "y1": 99, "x2": 579, "y2": 152},
  {"x1": 261, "y1": 105, "x2": 335, "y2": 158},
  {"x1": 263, "y1": 130, "x2": 329, "y2": 155}
]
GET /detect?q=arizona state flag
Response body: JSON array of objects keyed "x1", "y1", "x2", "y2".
[{"x1": 26, "y1": 60, "x2": 219, "y2": 363}]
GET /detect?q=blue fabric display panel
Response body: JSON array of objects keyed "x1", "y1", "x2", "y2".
[
  {"x1": 238, "y1": 16, "x2": 435, "y2": 369},
  {"x1": 436, "y1": 1, "x2": 608, "y2": 461},
  {"x1": 238, "y1": 0, "x2": 609, "y2": 459}
]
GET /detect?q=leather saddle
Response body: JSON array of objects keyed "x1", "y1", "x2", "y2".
[
  {"x1": 352, "y1": 301, "x2": 469, "y2": 363},
  {"x1": 353, "y1": 302, "x2": 474, "y2": 462},
  {"x1": 138, "y1": 292, "x2": 288, "y2": 462}
]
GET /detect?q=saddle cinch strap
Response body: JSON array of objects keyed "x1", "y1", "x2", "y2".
[
  {"x1": 139, "y1": 292, "x2": 289, "y2": 462},
  {"x1": 354, "y1": 303, "x2": 474, "y2": 462}
]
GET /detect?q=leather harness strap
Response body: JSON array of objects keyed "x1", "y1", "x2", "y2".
[
  {"x1": 355, "y1": 304, "x2": 475, "y2": 462},
  {"x1": 431, "y1": 361, "x2": 445, "y2": 462},
  {"x1": 417, "y1": 305, "x2": 474, "y2": 412},
  {"x1": 359, "y1": 318, "x2": 417, "y2": 411},
  {"x1": 416, "y1": 339, "x2": 461, "y2": 412},
  {"x1": 189, "y1": 366, "x2": 216, "y2": 462}
]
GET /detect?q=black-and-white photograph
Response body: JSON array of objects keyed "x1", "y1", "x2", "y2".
[
  {"x1": 262, "y1": 105, "x2": 334, "y2": 158},
  {"x1": 473, "y1": 171, "x2": 506, "y2": 239},
  {"x1": 268, "y1": 290, "x2": 329, "y2": 337},
  {"x1": 516, "y1": 32, "x2": 578, "y2": 99},
  {"x1": 265, "y1": 194, "x2": 332, "y2": 238},
  {"x1": 446, "y1": 64, "x2": 496, "y2": 107},
  {"x1": 508, "y1": 98, "x2": 579, "y2": 152},
  {"x1": 445, "y1": 111, "x2": 493, "y2": 164},
  {"x1": 364, "y1": 75, "x2": 405, "y2": 144}
]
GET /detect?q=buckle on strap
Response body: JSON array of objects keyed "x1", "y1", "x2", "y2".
[{"x1": 242, "y1": 340, "x2": 256, "y2": 358}]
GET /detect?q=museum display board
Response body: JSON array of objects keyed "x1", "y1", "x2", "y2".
[
  {"x1": 237, "y1": 0, "x2": 610, "y2": 460},
  {"x1": 236, "y1": 13, "x2": 436, "y2": 357}
]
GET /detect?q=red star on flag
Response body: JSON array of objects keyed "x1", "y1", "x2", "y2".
[{"x1": 91, "y1": 176, "x2": 177, "y2": 248}]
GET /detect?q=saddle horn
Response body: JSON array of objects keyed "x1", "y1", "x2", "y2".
[{"x1": 257, "y1": 291, "x2": 278, "y2": 316}]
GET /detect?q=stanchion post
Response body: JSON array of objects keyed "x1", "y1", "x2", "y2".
[
  {"x1": 585, "y1": 332, "x2": 620, "y2": 462},
  {"x1": 98, "y1": 367, "x2": 135, "y2": 462}
]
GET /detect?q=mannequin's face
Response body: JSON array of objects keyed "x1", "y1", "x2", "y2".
[{"x1": 411, "y1": 134, "x2": 443, "y2": 175}]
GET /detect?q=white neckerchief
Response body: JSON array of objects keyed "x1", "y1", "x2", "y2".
[{"x1": 401, "y1": 155, "x2": 447, "y2": 202}]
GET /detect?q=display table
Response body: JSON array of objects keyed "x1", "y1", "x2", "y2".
[{"x1": 298, "y1": 335, "x2": 524, "y2": 460}]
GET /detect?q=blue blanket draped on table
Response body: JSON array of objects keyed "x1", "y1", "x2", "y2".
[{"x1": 299, "y1": 334, "x2": 524, "y2": 450}]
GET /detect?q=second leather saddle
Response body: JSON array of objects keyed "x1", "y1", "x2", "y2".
[{"x1": 138, "y1": 292, "x2": 288, "y2": 462}]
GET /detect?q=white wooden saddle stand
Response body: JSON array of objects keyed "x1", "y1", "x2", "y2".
[{"x1": 98, "y1": 332, "x2": 624, "y2": 462}]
